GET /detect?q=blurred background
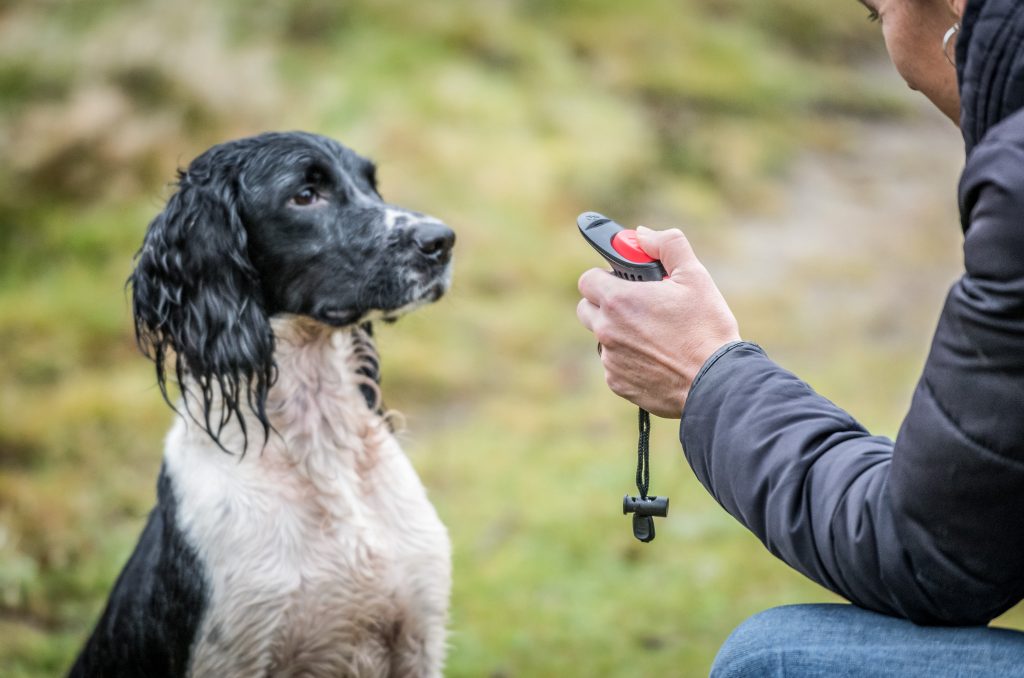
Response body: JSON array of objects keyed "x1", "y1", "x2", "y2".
[{"x1": 1, "y1": 0, "x2": 1012, "y2": 675}]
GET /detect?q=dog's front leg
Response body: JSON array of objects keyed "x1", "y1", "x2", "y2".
[{"x1": 389, "y1": 621, "x2": 447, "y2": 678}]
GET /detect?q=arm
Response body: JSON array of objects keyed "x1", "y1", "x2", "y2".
[
  {"x1": 681, "y1": 341, "x2": 1022, "y2": 625},
  {"x1": 683, "y1": 120, "x2": 1024, "y2": 625},
  {"x1": 577, "y1": 114, "x2": 1024, "y2": 625}
]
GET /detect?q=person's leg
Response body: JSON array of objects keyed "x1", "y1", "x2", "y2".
[{"x1": 711, "y1": 604, "x2": 1024, "y2": 678}]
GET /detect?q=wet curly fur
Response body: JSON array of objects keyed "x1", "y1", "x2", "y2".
[{"x1": 71, "y1": 132, "x2": 455, "y2": 677}]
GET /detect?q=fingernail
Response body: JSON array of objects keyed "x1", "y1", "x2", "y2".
[{"x1": 636, "y1": 225, "x2": 651, "y2": 234}]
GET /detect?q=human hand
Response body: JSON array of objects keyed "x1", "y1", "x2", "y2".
[{"x1": 576, "y1": 226, "x2": 740, "y2": 418}]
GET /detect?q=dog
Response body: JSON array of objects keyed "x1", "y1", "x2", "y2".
[{"x1": 69, "y1": 132, "x2": 454, "y2": 677}]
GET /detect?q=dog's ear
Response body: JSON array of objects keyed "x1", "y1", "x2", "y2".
[{"x1": 129, "y1": 165, "x2": 275, "y2": 452}]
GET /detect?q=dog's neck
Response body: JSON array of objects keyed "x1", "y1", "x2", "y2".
[
  {"x1": 269, "y1": 314, "x2": 382, "y2": 416},
  {"x1": 265, "y1": 315, "x2": 389, "y2": 471},
  {"x1": 178, "y1": 316, "x2": 390, "y2": 467}
]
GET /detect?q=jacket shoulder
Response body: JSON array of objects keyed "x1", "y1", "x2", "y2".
[
  {"x1": 959, "y1": 108, "x2": 1024, "y2": 281},
  {"x1": 961, "y1": 108, "x2": 1024, "y2": 213}
]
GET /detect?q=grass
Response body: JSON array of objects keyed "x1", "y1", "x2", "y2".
[{"x1": 3, "y1": 0, "x2": 1020, "y2": 675}]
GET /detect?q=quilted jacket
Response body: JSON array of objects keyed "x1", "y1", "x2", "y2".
[{"x1": 680, "y1": 0, "x2": 1024, "y2": 625}]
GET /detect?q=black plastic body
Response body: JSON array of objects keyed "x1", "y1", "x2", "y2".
[
  {"x1": 577, "y1": 211, "x2": 667, "y2": 281},
  {"x1": 623, "y1": 496, "x2": 669, "y2": 543},
  {"x1": 632, "y1": 515, "x2": 656, "y2": 542},
  {"x1": 623, "y1": 495, "x2": 670, "y2": 517}
]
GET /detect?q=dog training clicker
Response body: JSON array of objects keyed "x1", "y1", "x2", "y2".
[{"x1": 577, "y1": 212, "x2": 670, "y2": 543}]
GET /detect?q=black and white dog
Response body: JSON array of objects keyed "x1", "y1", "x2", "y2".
[{"x1": 70, "y1": 132, "x2": 454, "y2": 677}]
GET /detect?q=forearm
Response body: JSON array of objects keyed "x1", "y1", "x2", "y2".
[{"x1": 680, "y1": 342, "x2": 1020, "y2": 624}]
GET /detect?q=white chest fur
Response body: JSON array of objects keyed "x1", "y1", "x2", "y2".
[{"x1": 163, "y1": 320, "x2": 451, "y2": 678}]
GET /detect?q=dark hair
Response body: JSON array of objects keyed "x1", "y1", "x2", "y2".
[{"x1": 129, "y1": 143, "x2": 275, "y2": 453}]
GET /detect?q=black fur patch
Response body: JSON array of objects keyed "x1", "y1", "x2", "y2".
[
  {"x1": 69, "y1": 467, "x2": 208, "y2": 678},
  {"x1": 129, "y1": 132, "x2": 453, "y2": 453}
]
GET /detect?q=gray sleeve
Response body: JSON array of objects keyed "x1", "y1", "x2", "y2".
[
  {"x1": 679, "y1": 323, "x2": 1023, "y2": 625},
  {"x1": 678, "y1": 112, "x2": 1024, "y2": 626}
]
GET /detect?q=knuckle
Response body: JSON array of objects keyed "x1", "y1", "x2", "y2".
[
  {"x1": 606, "y1": 373, "x2": 634, "y2": 399},
  {"x1": 601, "y1": 290, "x2": 630, "y2": 315},
  {"x1": 575, "y1": 297, "x2": 590, "y2": 318},
  {"x1": 577, "y1": 270, "x2": 591, "y2": 292},
  {"x1": 593, "y1": 324, "x2": 620, "y2": 349},
  {"x1": 579, "y1": 267, "x2": 608, "y2": 293}
]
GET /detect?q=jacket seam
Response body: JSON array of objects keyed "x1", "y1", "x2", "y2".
[
  {"x1": 918, "y1": 375, "x2": 1023, "y2": 465},
  {"x1": 689, "y1": 341, "x2": 761, "y2": 396}
]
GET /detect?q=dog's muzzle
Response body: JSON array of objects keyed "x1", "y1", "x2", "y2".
[{"x1": 412, "y1": 221, "x2": 455, "y2": 265}]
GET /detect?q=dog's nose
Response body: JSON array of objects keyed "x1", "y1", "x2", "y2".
[{"x1": 413, "y1": 222, "x2": 456, "y2": 259}]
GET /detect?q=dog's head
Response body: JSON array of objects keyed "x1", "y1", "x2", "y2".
[{"x1": 130, "y1": 131, "x2": 454, "y2": 448}]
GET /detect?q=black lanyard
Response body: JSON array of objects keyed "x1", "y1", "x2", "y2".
[{"x1": 622, "y1": 408, "x2": 669, "y2": 542}]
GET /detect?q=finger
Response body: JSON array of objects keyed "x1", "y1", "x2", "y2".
[
  {"x1": 577, "y1": 267, "x2": 628, "y2": 305},
  {"x1": 576, "y1": 297, "x2": 600, "y2": 332},
  {"x1": 635, "y1": 226, "x2": 698, "y2": 278}
]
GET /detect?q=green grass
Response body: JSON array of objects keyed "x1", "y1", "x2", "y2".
[{"x1": 3, "y1": 0, "x2": 1020, "y2": 675}]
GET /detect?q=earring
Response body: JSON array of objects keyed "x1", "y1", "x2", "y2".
[{"x1": 943, "y1": 22, "x2": 960, "y2": 67}]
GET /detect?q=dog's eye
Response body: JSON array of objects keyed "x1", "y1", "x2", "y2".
[{"x1": 291, "y1": 188, "x2": 322, "y2": 207}]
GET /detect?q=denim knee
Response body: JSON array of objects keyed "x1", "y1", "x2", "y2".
[
  {"x1": 710, "y1": 605, "x2": 809, "y2": 678},
  {"x1": 709, "y1": 603, "x2": 1024, "y2": 678}
]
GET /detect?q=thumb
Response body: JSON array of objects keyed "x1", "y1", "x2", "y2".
[{"x1": 636, "y1": 226, "x2": 698, "y2": 277}]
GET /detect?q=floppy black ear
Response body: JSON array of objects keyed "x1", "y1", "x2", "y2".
[{"x1": 129, "y1": 166, "x2": 275, "y2": 452}]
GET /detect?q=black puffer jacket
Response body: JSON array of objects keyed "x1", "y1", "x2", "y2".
[{"x1": 680, "y1": 0, "x2": 1024, "y2": 626}]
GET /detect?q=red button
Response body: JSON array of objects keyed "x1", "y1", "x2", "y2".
[{"x1": 611, "y1": 230, "x2": 655, "y2": 263}]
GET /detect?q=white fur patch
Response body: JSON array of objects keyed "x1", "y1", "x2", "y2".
[
  {"x1": 365, "y1": 261, "x2": 453, "y2": 324},
  {"x1": 164, "y1": 317, "x2": 451, "y2": 677},
  {"x1": 382, "y1": 207, "x2": 444, "y2": 231}
]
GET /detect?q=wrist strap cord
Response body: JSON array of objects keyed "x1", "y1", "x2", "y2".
[
  {"x1": 636, "y1": 408, "x2": 651, "y2": 499},
  {"x1": 623, "y1": 407, "x2": 667, "y2": 543}
]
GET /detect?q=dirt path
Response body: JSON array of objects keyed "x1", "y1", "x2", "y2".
[{"x1": 705, "y1": 97, "x2": 967, "y2": 428}]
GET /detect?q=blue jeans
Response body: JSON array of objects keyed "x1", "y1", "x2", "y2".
[{"x1": 711, "y1": 604, "x2": 1024, "y2": 677}]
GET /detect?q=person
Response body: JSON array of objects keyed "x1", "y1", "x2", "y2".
[{"x1": 576, "y1": 0, "x2": 1024, "y2": 675}]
